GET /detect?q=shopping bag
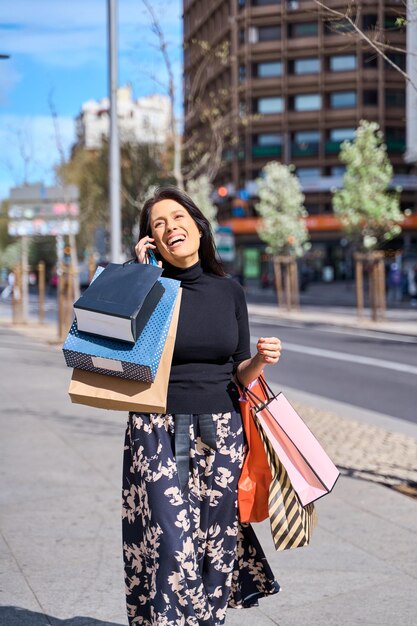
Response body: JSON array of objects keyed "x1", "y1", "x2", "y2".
[
  {"x1": 237, "y1": 378, "x2": 272, "y2": 523},
  {"x1": 63, "y1": 275, "x2": 181, "y2": 383},
  {"x1": 256, "y1": 419, "x2": 316, "y2": 551},
  {"x1": 68, "y1": 289, "x2": 181, "y2": 412},
  {"x1": 74, "y1": 261, "x2": 163, "y2": 343},
  {"x1": 247, "y1": 378, "x2": 340, "y2": 506}
]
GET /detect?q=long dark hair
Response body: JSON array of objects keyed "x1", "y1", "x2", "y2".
[{"x1": 138, "y1": 186, "x2": 226, "y2": 277}]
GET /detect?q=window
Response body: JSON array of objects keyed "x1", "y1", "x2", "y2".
[
  {"x1": 385, "y1": 90, "x2": 405, "y2": 107},
  {"x1": 239, "y1": 64, "x2": 246, "y2": 81},
  {"x1": 305, "y1": 203, "x2": 321, "y2": 215},
  {"x1": 330, "y1": 91, "x2": 356, "y2": 108},
  {"x1": 384, "y1": 15, "x2": 402, "y2": 30},
  {"x1": 330, "y1": 166, "x2": 346, "y2": 176},
  {"x1": 297, "y1": 167, "x2": 321, "y2": 179},
  {"x1": 329, "y1": 128, "x2": 355, "y2": 142},
  {"x1": 239, "y1": 28, "x2": 245, "y2": 44},
  {"x1": 288, "y1": 22, "x2": 318, "y2": 37},
  {"x1": 255, "y1": 133, "x2": 283, "y2": 145},
  {"x1": 325, "y1": 18, "x2": 355, "y2": 35},
  {"x1": 292, "y1": 94, "x2": 321, "y2": 111},
  {"x1": 254, "y1": 60, "x2": 283, "y2": 77},
  {"x1": 326, "y1": 129, "x2": 355, "y2": 154},
  {"x1": 329, "y1": 54, "x2": 357, "y2": 72},
  {"x1": 291, "y1": 58, "x2": 320, "y2": 74},
  {"x1": 362, "y1": 14, "x2": 377, "y2": 30},
  {"x1": 386, "y1": 127, "x2": 406, "y2": 152},
  {"x1": 255, "y1": 96, "x2": 284, "y2": 114},
  {"x1": 363, "y1": 90, "x2": 378, "y2": 106},
  {"x1": 385, "y1": 53, "x2": 406, "y2": 71},
  {"x1": 252, "y1": 0, "x2": 281, "y2": 5},
  {"x1": 363, "y1": 51, "x2": 378, "y2": 68},
  {"x1": 252, "y1": 133, "x2": 283, "y2": 157},
  {"x1": 292, "y1": 130, "x2": 320, "y2": 157},
  {"x1": 253, "y1": 25, "x2": 281, "y2": 42}
]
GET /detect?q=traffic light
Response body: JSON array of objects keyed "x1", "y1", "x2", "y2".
[{"x1": 63, "y1": 246, "x2": 71, "y2": 264}]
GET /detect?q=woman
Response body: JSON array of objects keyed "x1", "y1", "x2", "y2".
[{"x1": 123, "y1": 186, "x2": 282, "y2": 626}]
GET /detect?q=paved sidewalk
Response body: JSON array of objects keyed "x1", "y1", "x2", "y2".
[
  {"x1": 1, "y1": 322, "x2": 417, "y2": 625},
  {"x1": 247, "y1": 302, "x2": 417, "y2": 337}
]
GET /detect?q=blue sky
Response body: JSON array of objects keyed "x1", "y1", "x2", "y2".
[{"x1": 0, "y1": 0, "x2": 182, "y2": 200}]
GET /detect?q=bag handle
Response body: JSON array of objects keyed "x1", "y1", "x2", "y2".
[{"x1": 238, "y1": 373, "x2": 277, "y2": 409}]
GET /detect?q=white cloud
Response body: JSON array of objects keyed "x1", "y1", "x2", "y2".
[{"x1": 0, "y1": 115, "x2": 75, "y2": 200}]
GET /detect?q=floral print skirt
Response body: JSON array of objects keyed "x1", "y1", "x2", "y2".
[{"x1": 122, "y1": 410, "x2": 280, "y2": 626}]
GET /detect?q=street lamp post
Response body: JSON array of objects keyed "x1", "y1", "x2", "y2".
[{"x1": 107, "y1": 0, "x2": 122, "y2": 263}]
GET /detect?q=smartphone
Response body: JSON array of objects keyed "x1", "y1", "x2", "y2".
[{"x1": 147, "y1": 248, "x2": 159, "y2": 267}]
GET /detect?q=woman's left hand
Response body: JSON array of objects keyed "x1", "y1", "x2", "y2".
[{"x1": 256, "y1": 336, "x2": 282, "y2": 365}]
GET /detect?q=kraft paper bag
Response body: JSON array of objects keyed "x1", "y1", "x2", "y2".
[{"x1": 68, "y1": 289, "x2": 182, "y2": 412}]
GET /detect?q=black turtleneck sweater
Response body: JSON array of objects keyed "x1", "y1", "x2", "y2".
[{"x1": 161, "y1": 261, "x2": 251, "y2": 414}]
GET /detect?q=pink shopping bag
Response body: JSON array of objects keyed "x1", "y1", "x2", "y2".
[{"x1": 249, "y1": 381, "x2": 340, "y2": 506}]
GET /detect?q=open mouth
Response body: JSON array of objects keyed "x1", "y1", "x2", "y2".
[{"x1": 167, "y1": 235, "x2": 186, "y2": 248}]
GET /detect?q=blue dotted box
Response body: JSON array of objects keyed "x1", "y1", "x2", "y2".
[{"x1": 63, "y1": 276, "x2": 180, "y2": 382}]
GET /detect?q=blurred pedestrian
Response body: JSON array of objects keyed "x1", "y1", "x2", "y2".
[
  {"x1": 1, "y1": 270, "x2": 15, "y2": 300},
  {"x1": 123, "y1": 186, "x2": 282, "y2": 626},
  {"x1": 387, "y1": 262, "x2": 402, "y2": 304},
  {"x1": 409, "y1": 264, "x2": 417, "y2": 307}
]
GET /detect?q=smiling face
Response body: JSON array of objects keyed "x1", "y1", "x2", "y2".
[{"x1": 150, "y1": 198, "x2": 202, "y2": 268}]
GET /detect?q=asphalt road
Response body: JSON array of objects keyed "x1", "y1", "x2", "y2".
[
  {"x1": 2, "y1": 293, "x2": 416, "y2": 425},
  {"x1": 249, "y1": 316, "x2": 417, "y2": 425}
]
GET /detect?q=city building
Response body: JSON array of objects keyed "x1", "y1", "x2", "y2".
[
  {"x1": 183, "y1": 0, "x2": 417, "y2": 281},
  {"x1": 76, "y1": 84, "x2": 172, "y2": 150}
]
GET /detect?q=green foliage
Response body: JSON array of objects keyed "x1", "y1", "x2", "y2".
[
  {"x1": 0, "y1": 201, "x2": 12, "y2": 250},
  {"x1": 59, "y1": 141, "x2": 174, "y2": 257},
  {"x1": 0, "y1": 241, "x2": 21, "y2": 270},
  {"x1": 185, "y1": 175, "x2": 218, "y2": 230},
  {"x1": 29, "y1": 236, "x2": 57, "y2": 274},
  {"x1": 255, "y1": 162, "x2": 310, "y2": 257},
  {"x1": 332, "y1": 120, "x2": 403, "y2": 251}
]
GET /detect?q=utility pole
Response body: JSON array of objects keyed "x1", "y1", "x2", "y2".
[{"x1": 108, "y1": 0, "x2": 122, "y2": 262}]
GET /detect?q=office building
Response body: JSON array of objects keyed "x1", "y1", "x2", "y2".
[{"x1": 183, "y1": 0, "x2": 417, "y2": 279}]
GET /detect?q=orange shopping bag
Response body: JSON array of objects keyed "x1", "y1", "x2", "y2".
[{"x1": 238, "y1": 377, "x2": 272, "y2": 523}]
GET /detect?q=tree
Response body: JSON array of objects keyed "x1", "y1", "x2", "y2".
[
  {"x1": 255, "y1": 162, "x2": 309, "y2": 258},
  {"x1": 255, "y1": 162, "x2": 310, "y2": 309},
  {"x1": 332, "y1": 120, "x2": 403, "y2": 251},
  {"x1": 185, "y1": 175, "x2": 218, "y2": 230},
  {"x1": 59, "y1": 141, "x2": 174, "y2": 257},
  {"x1": 332, "y1": 120, "x2": 403, "y2": 319}
]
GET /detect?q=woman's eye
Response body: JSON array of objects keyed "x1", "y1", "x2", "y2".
[
  {"x1": 175, "y1": 214, "x2": 184, "y2": 220},
  {"x1": 154, "y1": 222, "x2": 164, "y2": 228}
]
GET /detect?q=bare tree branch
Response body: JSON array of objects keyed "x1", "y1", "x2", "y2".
[{"x1": 313, "y1": 0, "x2": 417, "y2": 92}]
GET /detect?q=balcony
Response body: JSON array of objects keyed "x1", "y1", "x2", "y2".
[
  {"x1": 252, "y1": 144, "x2": 282, "y2": 158},
  {"x1": 291, "y1": 142, "x2": 319, "y2": 157},
  {"x1": 386, "y1": 139, "x2": 406, "y2": 153},
  {"x1": 325, "y1": 140, "x2": 343, "y2": 155}
]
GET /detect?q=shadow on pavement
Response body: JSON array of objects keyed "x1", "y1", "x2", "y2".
[
  {"x1": 0, "y1": 606, "x2": 125, "y2": 626},
  {"x1": 338, "y1": 465, "x2": 417, "y2": 499}
]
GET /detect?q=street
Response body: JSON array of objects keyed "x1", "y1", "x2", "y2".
[
  {"x1": 1, "y1": 307, "x2": 417, "y2": 625},
  {"x1": 249, "y1": 317, "x2": 417, "y2": 424}
]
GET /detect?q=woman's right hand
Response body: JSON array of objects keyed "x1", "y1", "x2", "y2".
[{"x1": 135, "y1": 236, "x2": 162, "y2": 266}]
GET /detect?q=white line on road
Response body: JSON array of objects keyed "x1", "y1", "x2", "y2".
[
  {"x1": 249, "y1": 315, "x2": 417, "y2": 344},
  {"x1": 250, "y1": 337, "x2": 417, "y2": 376}
]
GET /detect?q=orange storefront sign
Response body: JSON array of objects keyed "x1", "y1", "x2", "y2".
[{"x1": 221, "y1": 214, "x2": 417, "y2": 235}]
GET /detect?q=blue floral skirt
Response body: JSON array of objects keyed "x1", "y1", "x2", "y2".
[{"x1": 122, "y1": 411, "x2": 280, "y2": 626}]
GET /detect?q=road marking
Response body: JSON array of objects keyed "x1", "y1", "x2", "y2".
[
  {"x1": 250, "y1": 337, "x2": 417, "y2": 376},
  {"x1": 249, "y1": 315, "x2": 417, "y2": 344}
]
